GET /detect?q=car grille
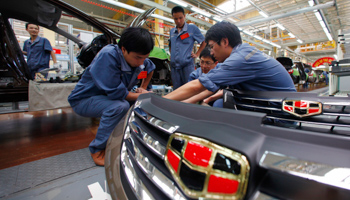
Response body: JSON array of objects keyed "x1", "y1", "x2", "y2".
[
  {"x1": 120, "y1": 104, "x2": 187, "y2": 200},
  {"x1": 224, "y1": 89, "x2": 350, "y2": 136}
]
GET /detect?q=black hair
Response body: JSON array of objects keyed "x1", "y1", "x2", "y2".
[
  {"x1": 205, "y1": 21, "x2": 242, "y2": 48},
  {"x1": 25, "y1": 22, "x2": 39, "y2": 29},
  {"x1": 118, "y1": 27, "x2": 154, "y2": 55},
  {"x1": 200, "y1": 47, "x2": 216, "y2": 62},
  {"x1": 171, "y1": 6, "x2": 185, "y2": 15}
]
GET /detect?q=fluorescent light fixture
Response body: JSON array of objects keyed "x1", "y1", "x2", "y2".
[
  {"x1": 297, "y1": 39, "x2": 303, "y2": 43},
  {"x1": 243, "y1": 30, "x2": 254, "y2": 36},
  {"x1": 325, "y1": 31, "x2": 333, "y2": 41},
  {"x1": 313, "y1": 10, "x2": 333, "y2": 41},
  {"x1": 314, "y1": 11, "x2": 323, "y2": 21},
  {"x1": 253, "y1": 35, "x2": 263, "y2": 40},
  {"x1": 168, "y1": 0, "x2": 189, "y2": 8},
  {"x1": 276, "y1": 23, "x2": 285, "y2": 30},
  {"x1": 288, "y1": 33, "x2": 296, "y2": 38},
  {"x1": 259, "y1": 11, "x2": 269, "y2": 18},
  {"x1": 151, "y1": 14, "x2": 174, "y2": 23},
  {"x1": 308, "y1": 0, "x2": 315, "y2": 6},
  {"x1": 191, "y1": 7, "x2": 211, "y2": 17},
  {"x1": 213, "y1": 16, "x2": 223, "y2": 22},
  {"x1": 100, "y1": 0, "x2": 144, "y2": 13},
  {"x1": 334, "y1": 54, "x2": 338, "y2": 60},
  {"x1": 271, "y1": 43, "x2": 281, "y2": 48}
]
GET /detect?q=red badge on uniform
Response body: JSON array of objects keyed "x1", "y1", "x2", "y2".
[
  {"x1": 180, "y1": 32, "x2": 190, "y2": 40},
  {"x1": 137, "y1": 71, "x2": 147, "y2": 79}
]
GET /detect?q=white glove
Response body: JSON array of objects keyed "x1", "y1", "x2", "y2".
[{"x1": 53, "y1": 63, "x2": 60, "y2": 68}]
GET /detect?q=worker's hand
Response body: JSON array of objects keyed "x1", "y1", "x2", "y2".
[
  {"x1": 53, "y1": 63, "x2": 61, "y2": 68},
  {"x1": 135, "y1": 88, "x2": 152, "y2": 93},
  {"x1": 191, "y1": 52, "x2": 199, "y2": 58}
]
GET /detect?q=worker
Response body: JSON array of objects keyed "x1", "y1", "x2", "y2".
[
  {"x1": 169, "y1": 6, "x2": 206, "y2": 89},
  {"x1": 164, "y1": 21, "x2": 296, "y2": 106},
  {"x1": 68, "y1": 27, "x2": 155, "y2": 166},
  {"x1": 23, "y1": 23, "x2": 57, "y2": 79},
  {"x1": 185, "y1": 47, "x2": 223, "y2": 106}
]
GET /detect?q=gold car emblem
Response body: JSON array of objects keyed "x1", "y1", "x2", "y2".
[{"x1": 164, "y1": 133, "x2": 250, "y2": 200}]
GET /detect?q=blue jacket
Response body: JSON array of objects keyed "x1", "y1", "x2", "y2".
[
  {"x1": 23, "y1": 36, "x2": 53, "y2": 70},
  {"x1": 68, "y1": 44, "x2": 155, "y2": 106},
  {"x1": 199, "y1": 43, "x2": 296, "y2": 92},
  {"x1": 169, "y1": 22, "x2": 204, "y2": 69}
]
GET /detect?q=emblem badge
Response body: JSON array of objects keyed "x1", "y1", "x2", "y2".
[
  {"x1": 282, "y1": 100, "x2": 322, "y2": 118},
  {"x1": 164, "y1": 133, "x2": 250, "y2": 199}
]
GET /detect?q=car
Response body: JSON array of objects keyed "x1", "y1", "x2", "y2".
[
  {"x1": 105, "y1": 89, "x2": 350, "y2": 199},
  {"x1": 0, "y1": 0, "x2": 171, "y2": 103}
]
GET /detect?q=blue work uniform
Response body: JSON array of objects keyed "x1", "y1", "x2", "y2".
[
  {"x1": 198, "y1": 43, "x2": 296, "y2": 107},
  {"x1": 188, "y1": 64, "x2": 221, "y2": 82},
  {"x1": 169, "y1": 22, "x2": 204, "y2": 89},
  {"x1": 23, "y1": 36, "x2": 53, "y2": 79},
  {"x1": 68, "y1": 44, "x2": 155, "y2": 154}
]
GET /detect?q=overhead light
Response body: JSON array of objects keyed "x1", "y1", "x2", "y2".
[
  {"x1": 314, "y1": 10, "x2": 333, "y2": 41},
  {"x1": 314, "y1": 11, "x2": 323, "y2": 21},
  {"x1": 271, "y1": 43, "x2": 281, "y2": 48},
  {"x1": 288, "y1": 33, "x2": 296, "y2": 38},
  {"x1": 276, "y1": 23, "x2": 285, "y2": 30},
  {"x1": 259, "y1": 11, "x2": 269, "y2": 18},
  {"x1": 152, "y1": 14, "x2": 174, "y2": 23},
  {"x1": 191, "y1": 7, "x2": 211, "y2": 17},
  {"x1": 297, "y1": 39, "x2": 303, "y2": 43},
  {"x1": 308, "y1": 0, "x2": 315, "y2": 7},
  {"x1": 168, "y1": 0, "x2": 189, "y2": 8},
  {"x1": 325, "y1": 31, "x2": 333, "y2": 41},
  {"x1": 100, "y1": 0, "x2": 174, "y2": 24},
  {"x1": 100, "y1": 0, "x2": 144, "y2": 13},
  {"x1": 213, "y1": 16, "x2": 223, "y2": 22},
  {"x1": 242, "y1": 30, "x2": 254, "y2": 36},
  {"x1": 253, "y1": 35, "x2": 263, "y2": 40}
]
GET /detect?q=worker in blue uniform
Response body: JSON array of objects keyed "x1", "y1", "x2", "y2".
[
  {"x1": 68, "y1": 27, "x2": 155, "y2": 166},
  {"x1": 23, "y1": 23, "x2": 57, "y2": 79},
  {"x1": 188, "y1": 47, "x2": 219, "y2": 82},
  {"x1": 185, "y1": 47, "x2": 224, "y2": 106},
  {"x1": 169, "y1": 6, "x2": 206, "y2": 90},
  {"x1": 164, "y1": 21, "x2": 296, "y2": 105}
]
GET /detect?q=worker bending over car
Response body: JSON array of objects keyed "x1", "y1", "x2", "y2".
[
  {"x1": 164, "y1": 21, "x2": 296, "y2": 105},
  {"x1": 68, "y1": 27, "x2": 155, "y2": 166}
]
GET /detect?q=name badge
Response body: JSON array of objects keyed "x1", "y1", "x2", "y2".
[
  {"x1": 180, "y1": 32, "x2": 190, "y2": 40},
  {"x1": 137, "y1": 71, "x2": 147, "y2": 79}
]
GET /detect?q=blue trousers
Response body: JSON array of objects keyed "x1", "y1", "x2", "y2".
[
  {"x1": 71, "y1": 95, "x2": 130, "y2": 154},
  {"x1": 213, "y1": 98, "x2": 224, "y2": 108},
  {"x1": 171, "y1": 65, "x2": 195, "y2": 90}
]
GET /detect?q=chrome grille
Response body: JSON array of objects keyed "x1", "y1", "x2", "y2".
[
  {"x1": 224, "y1": 89, "x2": 350, "y2": 135},
  {"x1": 120, "y1": 103, "x2": 186, "y2": 200}
]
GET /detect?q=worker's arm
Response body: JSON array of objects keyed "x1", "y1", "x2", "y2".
[
  {"x1": 182, "y1": 90, "x2": 214, "y2": 104},
  {"x1": 50, "y1": 51, "x2": 57, "y2": 63},
  {"x1": 203, "y1": 89, "x2": 223, "y2": 104},
  {"x1": 139, "y1": 71, "x2": 154, "y2": 90},
  {"x1": 191, "y1": 41, "x2": 207, "y2": 58},
  {"x1": 164, "y1": 79, "x2": 206, "y2": 101}
]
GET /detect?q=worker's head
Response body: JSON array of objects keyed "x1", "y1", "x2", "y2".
[
  {"x1": 171, "y1": 6, "x2": 186, "y2": 29},
  {"x1": 118, "y1": 27, "x2": 154, "y2": 67},
  {"x1": 199, "y1": 47, "x2": 218, "y2": 74},
  {"x1": 205, "y1": 21, "x2": 242, "y2": 62},
  {"x1": 25, "y1": 23, "x2": 39, "y2": 37}
]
